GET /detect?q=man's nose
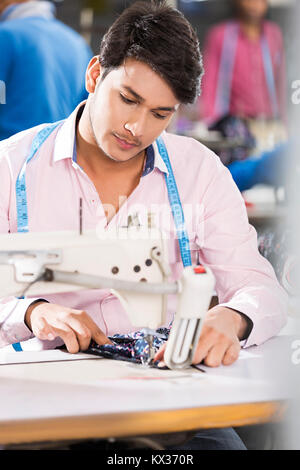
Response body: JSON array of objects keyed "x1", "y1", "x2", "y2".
[{"x1": 124, "y1": 110, "x2": 147, "y2": 137}]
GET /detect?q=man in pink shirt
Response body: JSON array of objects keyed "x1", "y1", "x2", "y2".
[
  {"x1": 0, "y1": 0, "x2": 287, "y2": 450},
  {"x1": 200, "y1": 0, "x2": 286, "y2": 125},
  {"x1": 0, "y1": 0, "x2": 287, "y2": 364}
]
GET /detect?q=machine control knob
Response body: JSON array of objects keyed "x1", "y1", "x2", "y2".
[{"x1": 193, "y1": 266, "x2": 206, "y2": 274}]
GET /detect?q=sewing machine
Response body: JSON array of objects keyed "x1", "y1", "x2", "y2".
[{"x1": 0, "y1": 216, "x2": 215, "y2": 369}]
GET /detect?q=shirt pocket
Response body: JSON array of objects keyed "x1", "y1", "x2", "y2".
[{"x1": 168, "y1": 240, "x2": 200, "y2": 279}]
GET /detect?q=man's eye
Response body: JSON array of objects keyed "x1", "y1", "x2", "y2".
[
  {"x1": 153, "y1": 112, "x2": 168, "y2": 120},
  {"x1": 120, "y1": 94, "x2": 135, "y2": 104}
]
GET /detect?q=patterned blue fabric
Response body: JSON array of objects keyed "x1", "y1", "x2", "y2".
[{"x1": 86, "y1": 327, "x2": 170, "y2": 366}]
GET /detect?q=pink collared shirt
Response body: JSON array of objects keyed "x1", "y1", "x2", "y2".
[{"x1": 0, "y1": 103, "x2": 288, "y2": 348}]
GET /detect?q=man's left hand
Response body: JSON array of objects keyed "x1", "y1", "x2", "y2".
[{"x1": 154, "y1": 306, "x2": 249, "y2": 367}]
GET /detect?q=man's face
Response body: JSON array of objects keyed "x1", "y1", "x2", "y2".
[
  {"x1": 86, "y1": 58, "x2": 180, "y2": 163},
  {"x1": 236, "y1": 0, "x2": 268, "y2": 23}
]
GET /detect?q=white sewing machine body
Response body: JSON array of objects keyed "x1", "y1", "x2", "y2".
[
  {"x1": 0, "y1": 224, "x2": 215, "y2": 369},
  {"x1": 0, "y1": 227, "x2": 171, "y2": 330}
]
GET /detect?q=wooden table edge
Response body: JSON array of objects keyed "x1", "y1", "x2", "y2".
[{"x1": 0, "y1": 400, "x2": 287, "y2": 446}]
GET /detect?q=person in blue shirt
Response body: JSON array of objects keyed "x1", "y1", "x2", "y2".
[
  {"x1": 0, "y1": 0, "x2": 92, "y2": 140},
  {"x1": 228, "y1": 141, "x2": 289, "y2": 192}
]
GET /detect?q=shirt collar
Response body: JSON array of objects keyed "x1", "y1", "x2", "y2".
[
  {"x1": 53, "y1": 101, "x2": 169, "y2": 176},
  {"x1": 151, "y1": 137, "x2": 169, "y2": 176},
  {"x1": 53, "y1": 102, "x2": 82, "y2": 164}
]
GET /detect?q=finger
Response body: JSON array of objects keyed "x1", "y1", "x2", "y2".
[
  {"x1": 65, "y1": 317, "x2": 92, "y2": 351},
  {"x1": 32, "y1": 317, "x2": 57, "y2": 341},
  {"x1": 203, "y1": 342, "x2": 229, "y2": 368},
  {"x1": 92, "y1": 327, "x2": 112, "y2": 346},
  {"x1": 83, "y1": 315, "x2": 112, "y2": 345},
  {"x1": 50, "y1": 320, "x2": 80, "y2": 354},
  {"x1": 157, "y1": 360, "x2": 166, "y2": 369},
  {"x1": 192, "y1": 326, "x2": 217, "y2": 365},
  {"x1": 222, "y1": 343, "x2": 241, "y2": 366},
  {"x1": 66, "y1": 310, "x2": 111, "y2": 347},
  {"x1": 153, "y1": 343, "x2": 166, "y2": 362}
]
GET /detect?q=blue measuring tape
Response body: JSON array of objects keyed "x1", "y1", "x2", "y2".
[
  {"x1": 156, "y1": 136, "x2": 192, "y2": 268},
  {"x1": 16, "y1": 124, "x2": 191, "y2": 266},
  {"x1": 215, "y1": 22, "x2": 279, "y2": 118},
  {"x1": 16, "y1": 121, "x2": 63, "y2": 233}
]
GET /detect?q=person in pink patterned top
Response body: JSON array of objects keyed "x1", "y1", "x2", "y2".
[{"x1": 200, "y1": 0, "x2": 287, "y2": 126}]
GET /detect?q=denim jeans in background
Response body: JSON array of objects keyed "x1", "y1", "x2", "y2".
[
  {"x1": 168, "y1": 428, "x2": 247, "y2": 450},
  {"x1": 65, "y1": 427, "x2": 247, "y2": 451}
]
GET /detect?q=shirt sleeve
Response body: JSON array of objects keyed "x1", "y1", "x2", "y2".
[
  {"x1": 0, "y1": 297, "x2": 36, "y2": 346},
  {"x1": 0, "y1": 151, "x2": 40, "y2": 347},
  {"x1": 196, "y1": 154, "x2": 288, "y2": 347}
]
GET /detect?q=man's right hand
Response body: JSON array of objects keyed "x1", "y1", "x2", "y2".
[{"x1": 25, "y1": 301, "x2": 112, "y2": 353}]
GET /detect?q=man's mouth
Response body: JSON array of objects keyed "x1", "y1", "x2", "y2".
[{"x1": 113, "y1": 133, "x2": 140, "y2": 150}]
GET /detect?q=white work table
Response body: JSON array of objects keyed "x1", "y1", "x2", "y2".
[{"x1": 0, "y1": 334, "x2": 295, "y2": 446}]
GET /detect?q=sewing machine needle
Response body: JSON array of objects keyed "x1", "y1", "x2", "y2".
[{"x1": 141, "y1": 334, "x2": 155, "y2": 366}]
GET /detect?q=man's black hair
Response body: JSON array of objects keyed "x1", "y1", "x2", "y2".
[{"x1": 98, "y1": 0, "x2": 203, "y2": 104}]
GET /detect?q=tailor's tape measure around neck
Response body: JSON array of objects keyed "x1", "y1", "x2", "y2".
[
  {"x1": 16, "y1": 121, "x2": 63, "y2": 233},
  {"x1": 156, "y1": 136, "x2": 192, "y2": 268}
]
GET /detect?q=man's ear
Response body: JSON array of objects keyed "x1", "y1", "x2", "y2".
[{"x1": 85, "y1": 56, "x2": 101, "y2": 94}]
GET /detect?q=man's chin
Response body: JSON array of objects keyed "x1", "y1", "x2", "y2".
[{"x1": 102, "y1": 146, "x2": 145, "y2": 163}]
